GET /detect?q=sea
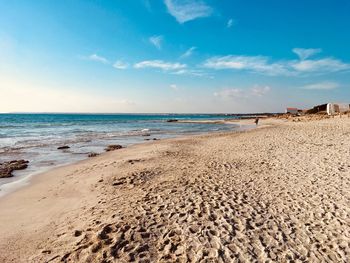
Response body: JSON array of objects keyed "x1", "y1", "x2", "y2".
[{"x1": 0, "y1": 113, "x2": 249, "y2": 194}]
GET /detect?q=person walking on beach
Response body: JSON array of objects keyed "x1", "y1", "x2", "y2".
[{"x1": 254, "y1": 117, "x2": 259, "y2": 126}]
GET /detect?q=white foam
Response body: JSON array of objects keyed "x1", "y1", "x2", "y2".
[
  {"x1": 0, "y1": 163, "x2": 64, "y2": 198},
  {"x1": 0, "y1": 172, "x2": 33, "y2": 197}
]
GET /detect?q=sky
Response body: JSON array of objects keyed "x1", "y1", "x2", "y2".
[{"x1": 0, "y1": 0, "x2": 349, "y2": 113}]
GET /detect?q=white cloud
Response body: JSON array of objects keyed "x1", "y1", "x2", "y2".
[
  {"x1": 134, "y1": 60, "x2": 187, "y2": 71},
  {"x1": 300, "y1": 82, "x2": 339, "y2": 90},
  {"x1": 204, "y1": 50, "x2": 350, "y2": 76},
  {"x1": 134, "y1": 60, "x2": 208, "y2": 77},
  {"x1": 214, "y1": 88, "x2": 245, "y2": 99},
  {"x1": 113, "y1": 60, "x2": 128, "y2": 69},
  {"x1": 290, "y1": 58, "x2": 350, "y2": 73},
  {"x1": 204, "y1": 55, "x2": 290, "y2": 76},
  {"x1": 164, "y1": 0, "x2": 213, "y2": 24},
  {"x1": 85, "y1": 54, "x2": 109, "y2": 64},
  {"x1": 227, "y1": 19, "x2": 234, "y2": 28},
  {"x1": 214, "y1": 86, "x2": 271, "y2": 99},
  {"x1": 171, "y1": 68, "x2": 210, "y2": 77},
  {"x1": 292, "y1": 48, "x2": 322, "y2": 60},
  {"x1": 180, "y1": 46, "x2": 196, "y2": 58},
  {"x1": 170, "y1": 84, "x2": 179, "y2": 91},
  {"x1": 251, "y1": 85, "x2": 271, "y2": 96},
  {"x1": 149, "y1": 35, "x2": 163, "y2": 49}
]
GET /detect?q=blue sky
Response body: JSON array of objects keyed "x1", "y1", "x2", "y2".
[{"x1": 0, "y1": 0, "x2": 349, "y2": 113}]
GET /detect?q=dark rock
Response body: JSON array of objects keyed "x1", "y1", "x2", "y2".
[
  {"x1": 74, "y1": 230, "x2": 82, "y2": 237},
  {"x1": 153, "y1": 138, "x2": 159, "y2": 140},
  {"x1": 57, "y1": 145, "x2": 70, "y2": 150},
  {"x1": 142, "y1": 134, "x2": 151, "y2": 137},
  {"x1": 166, "y1": 119, "x2": 178, "y2": 122},
  {"x1": 105, "y1": 145, "x2": 123, "y2": 152},
  {"x1": 88, "y1": 152, "x2": 99, "y2": 157},
  {"x1": 0, "y1": 160, "x2": 29, "y2": 178},
  {"x1": 128, "y1": 159, "x2": 141, "y2": 165}
]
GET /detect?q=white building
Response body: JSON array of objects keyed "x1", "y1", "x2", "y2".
[{"x1": 327, "y1": 103, "x2": 350, "y2": 115}]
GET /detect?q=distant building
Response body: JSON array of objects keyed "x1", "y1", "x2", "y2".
[
  {"x1": 327, "y1": 103, "x2": 350, "y2": 115},
  {"x1": 285, "y1": 107, "x2": 299, "y2": 114},
  {"x1": 306, "y1": 103, "x2": 350, "y2": 115}
]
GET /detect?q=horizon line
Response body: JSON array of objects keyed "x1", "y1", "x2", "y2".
[{"x1": 0, "y1": 111, "x2": 281, "y2": 115}]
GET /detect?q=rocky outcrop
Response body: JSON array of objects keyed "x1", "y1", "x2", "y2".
[
  {"x1": 88, "y1": 152, "x2": 99, "y2": 158},
  {"x1": 57, "y1": 146, "x2": 70, "y2": 150},
  {"x1": 166, "y1": 119, "x2": 178, "y2": 122},
  {"x1": 0, "y1": 160, "x2": 29, "y2": 178},
  {"x1": 105, "y1": 145, "x2": 123, "y2": 152}
]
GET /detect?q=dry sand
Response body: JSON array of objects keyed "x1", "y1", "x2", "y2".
[{"x1": 0, "y1": 117, "x2": 349, "y2": 262}]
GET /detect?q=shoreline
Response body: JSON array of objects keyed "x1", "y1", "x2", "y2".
[
  {"x1": 0, "y1": 114, "x2": 247, "y2": 192},
  {"x1": 1, "y1": 117, "x2": 348, "y2": 262},
  {"x1": 0, "y1": 119, "x2": 258, "y2": 198}
]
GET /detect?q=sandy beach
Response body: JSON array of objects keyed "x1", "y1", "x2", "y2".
[{"x1": 0, "y1": 117, "x2": 349, "y2": 262}]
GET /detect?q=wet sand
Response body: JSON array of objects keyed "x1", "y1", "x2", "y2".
[{"x1": 0, "y1": 117, "x2": 349, "y2": 262}]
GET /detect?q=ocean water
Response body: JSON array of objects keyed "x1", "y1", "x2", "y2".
[{"x1": 0, "y1": 113, "x2": 244, "y2": 190}]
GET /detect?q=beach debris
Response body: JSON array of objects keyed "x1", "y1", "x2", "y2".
[
  {"x1": 105, "y1": 145, "x2": 123, "y2": 152},
  {"x1": 88, "y1": 152, "x2": 99, "y2": 158},
  {"x1": 57, "y1": 145, "x2": 70, "y2": 150},
  {"x1": 128, "y1": 159, "x2": 141, "y2": 165},
  {"x1": 0, "y1": 160, "x2": 29, "y2": 178},
  {"x1": 166, "y1": 119, "x2": 178, "y2": 122}
]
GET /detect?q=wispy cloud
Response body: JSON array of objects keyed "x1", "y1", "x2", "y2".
[
  {"x1": 290, "y1": 58, "x2": 350, "y2": 73},
  {"x1": 170, "y1": 84, "x2": 179, "y2": 91},
  {"x1": 251, "y1": 85, "x2": 271, "y2": 96},
  {"x1": 113, "y1": 60, "x2": 128, "y2": 69},
  {"x1": 133, "y1": 60, "x2": 209, "y2": 77},
  {"x1": 300, "y1": 81, "x2": 339, "y2": 90},
  {"x1": 214, "y1": 85, "x2": 271, "y2": 99},
  {"x1": 82, "y1": 55, "x2": 129, "y2": 69},
  {"x1": 204, "y1": 55, "x2": 290, "y2": 76},
  {"x1": 204, "y1": 49, "x2": 350, "y2": 76},
  {"x1": 164, "y1": 0, "x2": 213, "y2": 24},
  {"x1": 180, "y1": 46, "x2": 196, "y2": 58},
  {"x1": 84, "y1": 54, "x2": 109, "y2": 64},
  {"x1": 171, "y1": 68, "x2": 210, "y2": 77},
  {"x1": 149, "y1": 35, "x2": 163, "y2": 50},
  {"x1": 227, "y1": 18, "x2": 234, "y2": 28},
  {"x1": 292, "y1": 48, "x2": 322, "y2": 60},
  {"x1": 214, "y1": 88, "x2": 245, "y2": 99},
  {"x1": 134, "y1": 60, "x2": 186, "y2": 71}
]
